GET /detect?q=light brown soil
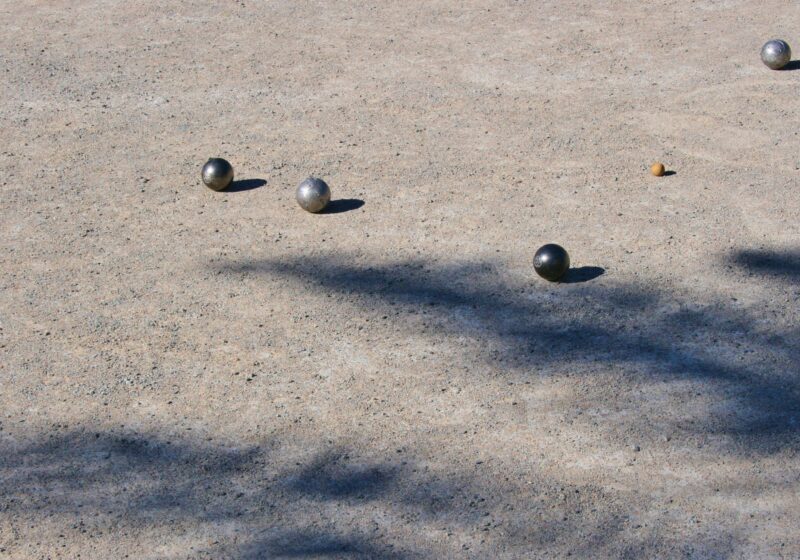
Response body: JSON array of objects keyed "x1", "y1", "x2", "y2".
[{"x1": 1, "y1": 1, "x2": 799, "y2": 558}]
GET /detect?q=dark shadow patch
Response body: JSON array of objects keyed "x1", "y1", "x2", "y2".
[
  {"x1": 562, "y1": 266, "x2": 605, "y2": 283},
  {"x1": 216, "y1": 255, "x2": 800, "y2": 454},
  {"x1": 243, "y1": 530, "x2": 409, "y2": 559},
  {"x1": 663, "y1": 170, "x2": 676, "y2": 176},
  {"x1": 226, "y1": 179, "x2": 267, "y2": 192},
  {"x1": 778, "y1": 60, "x2": 800, "y2": 71},
  {"x1": 286, "y1": 450, "x2": 397, "y2": 501},
  {"x1": 730, "y1": 249, "x2": 800, "y2": 282},
  {"x1": 0, "y1": 430, "x2": 746, "y2": 558},
  {"x1": 322, "y1": 198, "x2": 365, "y2": 214}
]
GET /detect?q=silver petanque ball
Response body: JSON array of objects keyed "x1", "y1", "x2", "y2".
[
  {"x1": 761, "y1": 39, "x2": 791, "y2": 70},
  {"x1": 296, "y1": 177, "x2": 331, "y2": 213},
  {"x1": 201, "y1": 158, "x2": 234, "y2": 191}
]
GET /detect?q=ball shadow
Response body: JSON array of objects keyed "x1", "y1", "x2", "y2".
[
  {"x1": 322, "y1": 199, "x2": 365, "y2": 214},
  {"x1": 561, "y1": 266, "x2": 605, "y2": 284},
  {"x1": 778, "y1": 60, "x2": 800, "y2": 71},
  {"x1": 663, "y1": 170, "x2": 676, "y2": 177},
  {"x1": 226, "y1": 179, "x2": 267, "y2": 192}
]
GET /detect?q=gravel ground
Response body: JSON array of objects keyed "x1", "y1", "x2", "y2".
[{"x1": 1, "y1": 1, "x2": 799, "y2": 558}]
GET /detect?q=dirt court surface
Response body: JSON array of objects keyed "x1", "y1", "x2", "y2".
[{"x1": 1, "y1": 1, "x2": 799, "y2": 558}]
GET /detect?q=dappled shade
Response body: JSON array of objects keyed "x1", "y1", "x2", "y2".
[
  {"x1": 218, "y1": 255, "x2": 800, "y2": 454},
  {"x1": 730, "y1": 249, "x2": 800, "y2": 282},
  {"x1": 0, "y1": 430, "x2": 736, "y2": 558}
]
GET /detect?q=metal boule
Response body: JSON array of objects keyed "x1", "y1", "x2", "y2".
[
  {"x1": 296, "y1": 177, "x2": 331, "y2": 213},
  {"x1": 201, "y1": 158, "x2": 234, "y2": 191}
]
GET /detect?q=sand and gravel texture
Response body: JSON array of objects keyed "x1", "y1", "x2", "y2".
[{"x1": 1, "y1": 1, "x2": 799, "y2": 558}]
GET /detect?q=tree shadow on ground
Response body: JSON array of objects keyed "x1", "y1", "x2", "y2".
[
  {"x1": 0, "y1": 430, "x2": 737, "y2": 558},
  {"x1": 0, "y1": 433, "x2": 426, "y2": 558},
  {"x1": 730, "y1": 248, "x2": 800, "y2": 283},
  {"x1": 218, "y1": 255, "x2": 800, "y2": 455}
]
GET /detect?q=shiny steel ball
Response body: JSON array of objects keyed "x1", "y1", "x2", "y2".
[
  {"x1": 296, "y1": 177, "x2": 331, "y2": 213},
  {"x1": 761, "y1": 39, "x2": 791, "y2": 70},
  {"x1": 533, "y1": 244, "x2": 570, "y2": 282},
  {"x1": 201, "y1": 158, "x2": 234, "y2": 191}
]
